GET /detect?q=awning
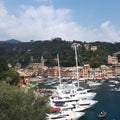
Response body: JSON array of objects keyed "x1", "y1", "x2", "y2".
[
  {"x1": 54, "y1": 101, "x2": 65, "y2": 106},
  {"x1": 51, "y1": 107, "x2": 61, "y2": 113}
]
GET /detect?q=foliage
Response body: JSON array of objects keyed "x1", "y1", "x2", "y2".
[
  {"x1": 3, "y1": 70, "x2": 20, "y2": 85},
  {"x1": 0, "y1": 38, "x2": 120, "y2": 68},
  {"x1": 0, "y1": 57, "x2": 9, "y2": 73},
  {"x1": 0, "y1": 57, "x2": 20, "y2": 85},
  {"x1": 0, "y1": 81, "x2": 50, "y2": 120}
]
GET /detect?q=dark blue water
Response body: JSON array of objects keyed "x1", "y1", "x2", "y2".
[{"x1": 79, "y1": 82, "x2": 120, "y2": 120}]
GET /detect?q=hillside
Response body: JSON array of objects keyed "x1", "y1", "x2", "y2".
[
  {"x1": 0, "y1": 38, "x2": 120, "y2": 68},
  {"x1": 5, "y1": 39, "x2": 21, "y2": 44}
]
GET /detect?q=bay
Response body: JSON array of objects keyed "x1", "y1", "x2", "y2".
[{"x1": 79, "y1": 82, "x2": 120, "y2": 120}]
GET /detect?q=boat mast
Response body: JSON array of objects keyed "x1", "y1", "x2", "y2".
[
  {"x1": 72, "y1": 43, "x2": 80, "y2": 88},
  {"x1": 57, "y1": 54, "x2": 61, "y2": 85},
  {"x1": 75, "y1": 45, "x2": 79, "y2": 87},
  {"x1": 41, "y1": 56, "x2": 44, "y2": 78}
]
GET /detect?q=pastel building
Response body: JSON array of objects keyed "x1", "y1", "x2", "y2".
[{"x1": 108, "y1": 55, "x2": 118, "y2": 64}]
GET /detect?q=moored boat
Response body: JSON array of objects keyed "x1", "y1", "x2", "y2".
[
  {"x1": 110, "y1": 87, "x2": 120, "y2": 92},
  {"x1": 46, "y1": 110, "x2": 85, "y2": 120}
]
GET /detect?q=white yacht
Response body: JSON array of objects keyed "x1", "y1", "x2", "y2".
[
  {"x1": 49, "y1": 94, "x2": 98, "y2": 112},
  {"x1": 47, "y1": 52, "x2": 98, "y2": 120},
  {"x1": 111, "y1": 87, "x2": 120, "y2": 92},
  {"x1": 49, "y1": 99, "x2": 89, "y2": 112},
  {"x1": 46, "y1": 110, "x2": 85, "y2": 120},
  {"x1": 55, "y1": 83, "x2": 96, "y2": 100},
  {"x1": 49, "y1": 101, "x2": 74, "y2": 110},
  {"x1": 72, "y1": 104, "x2": 89, "y2": 112},
  {"x1": 64, "y1": 111, "x2": 85, "y2": 120},
  {"x1": 87, "y1": 81, "x2": 102, "y2": 87},
  {"x1": 76, "y1": 99, "x2": 98, "y2": 108}
]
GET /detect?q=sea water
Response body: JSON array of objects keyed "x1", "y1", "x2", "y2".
[
  {"x1": 79, "y1": 82, "x2": 120, "y2": 120},
  {"x1": 37, "y1": 80, "x2": 120, "y2": 120}
]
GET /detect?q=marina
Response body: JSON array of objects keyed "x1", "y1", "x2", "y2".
[
  {"x1": 32, "y1": 46, "x2": 120, "y2": 120},
  {"x1": 35, "y1": 78, "x2": 120, "y2": 120}
]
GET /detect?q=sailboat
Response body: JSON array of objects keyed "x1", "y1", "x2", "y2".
[
  {"x1": 72, "y1": 43, "x2": 80, "y2": 88},
  {"x1": 47, "y1": 50, "x2": 98, "y2": 120},
  {"x1": 57, "y1": 54, "x2": 61, "y2": 85},
  {"x1": 55, "y1": 44, "x2": 96, "y2": 100}
]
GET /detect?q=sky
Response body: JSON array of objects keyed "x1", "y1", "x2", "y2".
[{"x1": 0, "y1": 0, "x2": 120, "y2": 43}]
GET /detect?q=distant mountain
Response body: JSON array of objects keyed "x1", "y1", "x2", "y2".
[{"x1": 5, "y1": 39, "x2": 21, "y2": 44}]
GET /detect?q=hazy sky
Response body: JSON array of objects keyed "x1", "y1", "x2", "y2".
[{"x1": 0, "y1": 0, "x2": 120, "y2": 42}]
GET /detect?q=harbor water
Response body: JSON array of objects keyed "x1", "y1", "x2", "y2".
[
  {"x1": 36, "y1": 79, "x2": 120, "y2": 120},
  {"x1": 79, "y1": 82, "x2": 120, "y2": 120}
]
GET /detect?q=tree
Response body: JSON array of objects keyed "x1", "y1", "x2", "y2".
[
  {"x1": 0, "y1": 57, "x2": 20, "y2": 85},
  {"x1": 0, "y1": 81, "x2": 50, "y2": 120},
  {"x1": 0, "y1": 57, "x2": 9, "y2": 73},
  {"x1": 4, "y1": 70, "x2": 20, "y2": 85}
]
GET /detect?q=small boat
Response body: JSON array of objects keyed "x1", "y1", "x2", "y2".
[
  {"x1": 109, "y1": 84, "x2": 115, "y2": 87},
  {"x1": 110, "y1": 87, "x2": 120, "y2": 92},
  {"x1": 98, "y1": 111, "x2": 107, "y2": 118},
  {"x1": 87, "y1": 81, "x2": 102, "y2": 87}
]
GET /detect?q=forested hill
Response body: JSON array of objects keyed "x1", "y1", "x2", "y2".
[{"x1": 0, "y1": 38, "x2": 120, "y2": 68}]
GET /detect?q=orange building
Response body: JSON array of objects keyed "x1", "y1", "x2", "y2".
[{"x1": 83, "y1": 64, "x2": 90, "y2": 79}]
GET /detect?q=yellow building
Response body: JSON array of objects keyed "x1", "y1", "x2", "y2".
[
  {"x1": 107, "y1": 55, "x2": 118, "y2": 64},
  {"x1": 90, "y1": 45, "x2": 97, "y2": 51}
]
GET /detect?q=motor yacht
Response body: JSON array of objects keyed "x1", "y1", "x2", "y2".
[
  {"x1": 55, "y1": 83, "x2": 96, "y2": 100},
  {"x1": 76, "y1": 99, "x2": 98, "y2": 108},
  {"x1": 46, "y1": 109, "x2": 85, "y2": 120}
]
